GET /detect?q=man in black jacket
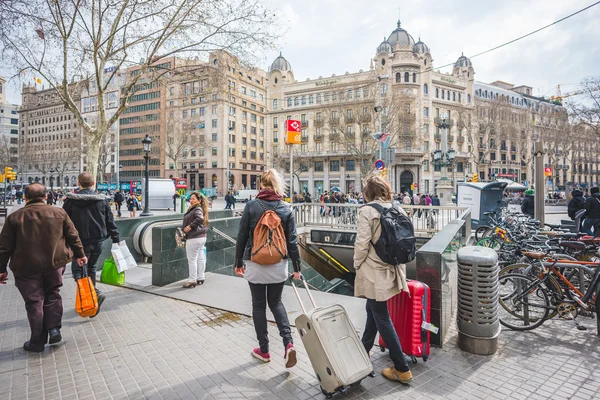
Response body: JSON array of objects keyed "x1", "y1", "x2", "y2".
[
  {"x1": 63, "y1": 172, "x2": 121, "y2": 315},
  {"x1": 114, "y1": 190, "x2": 124, "y2": 218},
  {"x1": 521, "y1": 189, "x2": 535, "y2": 218},
  {"x1": 584, "y1": 186, "x2": 600, "y2": 237}
]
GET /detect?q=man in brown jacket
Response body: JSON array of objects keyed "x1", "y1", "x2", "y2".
[{"x1": 0, "y1": 183, "x2": 87, "y2": 352}]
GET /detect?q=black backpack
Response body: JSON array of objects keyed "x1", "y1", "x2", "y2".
[{"x1": 365, "y1": 203, "x2": 416, "y2": 265}]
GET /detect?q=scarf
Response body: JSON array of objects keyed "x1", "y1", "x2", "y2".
[{"x1": 257, "y1": 188, "x2": 283, "y2": 201}]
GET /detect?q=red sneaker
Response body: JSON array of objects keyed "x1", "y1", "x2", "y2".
[
  {"x1": 252, "y1": 348, "x2": 271, "y2": 363},
  {"x1": 284, "y1": 343, "x2": 297, "y2": 368}
]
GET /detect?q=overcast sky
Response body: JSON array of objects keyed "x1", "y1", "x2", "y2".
[
  {"x1": 2, "y1": 0, "x2": 599, "y2": 104},
  {"x1": 260, "y1": 0, "x2": 600, "y2": 99}
]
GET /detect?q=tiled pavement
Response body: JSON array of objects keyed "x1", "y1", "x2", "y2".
[{"x1": 1, "y1": 272, "x2": 600, "y2": 400}]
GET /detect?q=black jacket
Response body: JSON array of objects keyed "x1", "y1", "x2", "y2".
[
  {"x1": 63, "y1": 189, "x2": 120, "y2": 245},
  {"x1": 521, "y1": 195, "x2": 535, "y2": 217},
  {"x1": 584, "y1": 193, "x2": 600, "y2": 220},
  {"x1": 114, "y1": 192, "x2": 124, "y2": 204},
  {"x1": 235, "y1": 198, "x2": 301, "y2": 271},
  {"x1": 182, "y1": 205, "x2": 207, "y2": 239},
  {"x1": 568, "y1": 190, "x2": 586, "y2": 220}
]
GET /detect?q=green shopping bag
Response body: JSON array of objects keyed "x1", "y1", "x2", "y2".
[{"x1": 101, "y1": 257, "x2": 125, "y2": 286}]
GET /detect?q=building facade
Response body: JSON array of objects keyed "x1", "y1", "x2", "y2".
[
  {"x1": 265, "y1": 20, "x2": 597, "y2": 196},
  {"x1": 18, "y1": 84, "x2": 83, "y2": 189},
  {"x1": 0, "y1": 76, "x2": 19, "y2": 169}
]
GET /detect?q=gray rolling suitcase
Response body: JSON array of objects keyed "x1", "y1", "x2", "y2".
[{"x1": 291, "y1": 277, "x2": 374, "y2": 398}]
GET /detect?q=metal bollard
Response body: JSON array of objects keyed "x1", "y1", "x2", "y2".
[{"x1": 456, "y1": 246, "x2": 500, "y2": 355}]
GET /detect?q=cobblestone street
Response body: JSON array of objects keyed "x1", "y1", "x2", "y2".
[{"x1": 1, "y1": 271, "x2": 600, "y2": 400}]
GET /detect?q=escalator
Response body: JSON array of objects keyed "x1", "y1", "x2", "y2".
[{"x1": 209, "y1": 227, "x2": 354, "y2": 295}]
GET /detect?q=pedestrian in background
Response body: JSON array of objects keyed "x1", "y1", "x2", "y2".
[
  {"x1": 521, "y1": 189, "x2": 535, "y2": 218},
  {"x1": 0, "y1": 183, "x2": 87, "y2": 352},
  {"x1": 182, "y1": 192, "x2": 209, "y2": 288},
  {"x1": 584, "y1": 186, "x2": 600, "y2": 237},
  {"x1": 354, "y1": 175, "x2": 412, "y2": 384},
  {"x1": 127, "y1": 194, "x2": 139, "y2": 218},
  {"x1": 234, "y1": 169, "x2": 301, "y2": 368},
  {"x1": 114, "y1": 190, "x2": 124, "y2": 218},
  {"x1": 63, "y1": 172, "x2": 121, "y2": 317}
]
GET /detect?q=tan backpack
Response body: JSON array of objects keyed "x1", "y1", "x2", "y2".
[{"x1": 251, "y1": 200, "x2": 287, "y2": 265}]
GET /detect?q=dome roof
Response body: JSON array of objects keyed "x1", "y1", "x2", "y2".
[
  {"x1": 413, "y1": 38, "x2": 429, "y2": 54},
  {"x1": 377, "y1": 37, "x2": 393, "y2": 54},
  {"x1": 269, "y1": 53, "x2": 292, "y2": 73},
  {"x1": 454, "y1": 53, "x2": 472, "y2": 68},
  {"x1": 387, "y1": 20, "x2": 415, "y2": 48}
]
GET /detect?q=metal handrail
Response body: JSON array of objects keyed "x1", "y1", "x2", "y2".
[{"x1": 210, "y1": 226, "x2": 236, "y2": 244}]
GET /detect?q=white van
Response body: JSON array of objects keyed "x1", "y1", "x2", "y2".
[{"x1": 234, "y1": 189, "x2": 259, "y2": 203}]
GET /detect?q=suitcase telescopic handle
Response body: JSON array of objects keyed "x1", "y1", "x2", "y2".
[{"x1": 289, "y1": 274, "x2": 317, "y2": 312}]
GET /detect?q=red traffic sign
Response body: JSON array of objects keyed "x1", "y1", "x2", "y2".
[
  {"x1": 286, "y1": 119, "x2": 301, "y2": 133},
  {"x1": 414, "y1": 183, "x2": 418, "y2": 188},
  {"x1": 375, "y1": 159, "x2": 385, "y2": 170}
]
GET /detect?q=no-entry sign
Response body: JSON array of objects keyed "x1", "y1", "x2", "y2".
[{"x1": 375, "y1": 159, "x2": 385, "y2": 170}]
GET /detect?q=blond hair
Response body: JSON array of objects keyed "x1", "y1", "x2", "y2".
[
  {"x1": 362, "y1": 175, "x2": 393, "y2": 202},
  {"x1": 260, "y1": 169, "x2": 286, "y2": 195}
]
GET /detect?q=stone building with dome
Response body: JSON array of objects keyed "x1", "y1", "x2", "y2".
[
  {"x1": 266, "y1": 20, "x2": 477, "y2": 196},
  {"x1": 265, "y1": 20, "x2": 595, "y2": 195}
]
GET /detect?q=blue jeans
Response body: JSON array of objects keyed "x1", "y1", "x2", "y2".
[
  {"x1": 72, "y1": 242, "x2": 103, "y2": 295},
  {"x1": 362, "y1": 299, "x2": 410, "y2": 372}
]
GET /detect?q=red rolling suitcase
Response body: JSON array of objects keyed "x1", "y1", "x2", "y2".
[{"x1": 379, "y1": 280, "x2": 432, "y2": 363}]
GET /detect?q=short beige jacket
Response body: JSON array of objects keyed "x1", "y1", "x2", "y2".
[{"x1": 353, "y1": 201, "x2": 409, "y2": 302}]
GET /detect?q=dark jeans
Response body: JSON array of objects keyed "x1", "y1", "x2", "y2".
[
  {"x1": 15, "y1": 267, "x2": 65, "y2": 347},
  {"x1": 361, "y1": 299, "x2": 410, "y2": 372},
  {"x1": 587, "y1": 218, "x2": 600, "y2": 238},
  {"x1": 72, "y1": 242, "x2": 103, "y2": 295},
  {"x1": 248, "y1": 281, "x2": 293, "y2": 353}
]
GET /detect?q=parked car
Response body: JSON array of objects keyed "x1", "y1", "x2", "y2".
[{"x1": 234, "y1": 189, "x2": 259, "y2": 203}]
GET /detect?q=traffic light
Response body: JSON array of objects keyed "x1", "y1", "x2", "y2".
[
  {"x1": 473, "y1": 173, "x2": 479, "y2": 182},
  {"x1": 3, "y1": 167, "x2": 15, "y2": 181},
  {"x1": 381, "y1": 168, "x2": 388, "y2": 178},
  {"x1": 0, "y1": 174, "x2": 4, "y2": 183}
]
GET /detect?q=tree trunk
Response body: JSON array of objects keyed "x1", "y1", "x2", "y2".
[{"x1": 85, "y1": 129, "x2": 105, "y2": 187}]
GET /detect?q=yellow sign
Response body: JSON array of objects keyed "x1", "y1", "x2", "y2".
[
  {"x1": 473, "y1": 173, "x2": 479, "y2": 182},
  {"x1": 285, "y1": 131, "x2": 301, "y2": 145},
  {"x1": 177, "y1": 188, "x2": 187, "y2": 196},
  {"x1": 0, "y1": 174, "x2": 4, "y2": 183},
  {"x1": 285, "y1": 120, "x2": 302, "y2": 145}
]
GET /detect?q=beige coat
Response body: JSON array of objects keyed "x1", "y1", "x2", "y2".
[{"x1": 353, "y1": 201, "x2": 409, "y2": 302}]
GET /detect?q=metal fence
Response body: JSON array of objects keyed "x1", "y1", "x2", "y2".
[{"x1": 291, "y1": 203, "x2": 469, "y2": 234}]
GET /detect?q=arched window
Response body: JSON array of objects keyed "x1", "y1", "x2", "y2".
[
  {"x1": 458, "y1": 93, "x2": 462, "y2": 103},
  {"x1": 412, "y1": 73, "x2": 416, "y2": 83},
  {"x1": 448, "y1": 90, "x2": 451, "y2": 99},
  {"x1": 404, "y1": 72, "x2": 409, "y2": 82},
  {"x1": 396, "y1": 72, "x2": 401, "y2": 83},
  {"x1": 0, "y1": 82, "x2": 3, "y2": 94},
  {"x1": 424, "y1": 84, "x2": 428, "y2": 95},
  {"x1": 467, "y1": 94, "x2": 471, "y2": 103},
  {"x1": 484, "y1": 90, "x2": 488, "y2": 98},
  {"x1": 441, "y1": 90, "x2": 445, "y2": 100},
  {"x1": 294, "y1": 97, "x2": 299, "y2": 106},
  {"x1": 309, "y1": 95, "x2": 314, "y2": 104},
  {"x1": 287, "y1": 97, "x2": 292, "y2": 107},
  {"x1": 316, "y1": 94, "x2": 322, "y2": 103},
  {"x1": 347, "y1": 89, "x2": 353, "y2": 100},
  {"x1": 273, "y1": 99, "x2": 279, "y2": 110},
  {"x1": 452, "y1": 92, "x2": 456, "y2": 101},
  {"x1": 436, "y1": 88, "x2": 439, "y2": 98},
  {"x1": 301, "y1": 96, "x2": 306, "y2": 105}
]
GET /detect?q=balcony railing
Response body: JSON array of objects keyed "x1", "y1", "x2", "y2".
[
  {"x1": 301, "y1": 135, "x2": 308, "y2": 143},
  {"x1": 315, "y1": 134, "x2": 324, "y2": 141},
  {"x1": 457, "y1": 136, "x2": 465, "y2": 144},
  {"x1": 273, "y1": 124, "x2": 279, "y2": 128},
  {"x1": 447, "y1": 135, "x2": 454, "y2": 142},
  {"x1": 330, "y1": 117, "x2": 340, "y2": 125},
  {"x1": 360, "y1": 114, "x2": 372, "y2": 123},
  {"x1": 346, "y1": 116, "x2": 355, "y2": 124},
  {"x1": 301, "y1": 121, "x2": 309, "y2": 128},
  {"x1": 361, "y1": 131, "x2": 371, "y2": 139},
  {"x1": 434, "y1": 117, "x2": 454, "y2": 127},
  {"x1": 314, "y1": 119, "x2": 324, "y2": 127},
  {"x1": 434, "y1": 133, "x2": 441, "y2": 141}
]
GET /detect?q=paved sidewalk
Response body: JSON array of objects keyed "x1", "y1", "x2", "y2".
[{"x1": 1, "y1": 271, "x2": 600, "y2": 400}]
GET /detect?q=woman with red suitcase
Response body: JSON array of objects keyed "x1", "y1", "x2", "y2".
[{"x1": 354, "y1": 175, "x2": 412, "y2": 384}]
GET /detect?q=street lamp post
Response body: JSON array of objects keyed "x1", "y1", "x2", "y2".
[
  {"x1": 141, "y1": 134, "x2": 153, "y2": 216},
  {"x1": 432, "y1": 114, "x2": 456, "y2": 205}
]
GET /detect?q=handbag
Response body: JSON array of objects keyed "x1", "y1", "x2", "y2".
[
  {"x1": 175, "y1": 227, "x2": 187, "y2": 248},
  {"x1": 75, "y1": 266, "x2": 98, "y2": 318},
  {"x1": 111, "y1": 241, "x2": 137, "y2": 273},
  {"x1": 101, "y1": 258, "x2": 125, "y2": 286}
]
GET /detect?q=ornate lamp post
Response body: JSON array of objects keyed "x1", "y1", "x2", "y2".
[
  {"x1": 432, "y1": 113, "x2": 456, "y2": 205},
  {"x1": 141, "y1": 134, "x2": 153, "y2": 216}
]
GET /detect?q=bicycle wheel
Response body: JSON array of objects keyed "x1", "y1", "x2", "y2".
[
  {"x1": 475, "y1": 226, "x2": 493, "y2": 242},
  {"x1": 499, "y1": 273, "x2": 550, "y2": 331},
  {"x1": 476, "y1": 236, "x2": 503, "y2": 250}
]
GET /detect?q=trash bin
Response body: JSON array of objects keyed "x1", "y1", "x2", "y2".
[{"x1": 456, "y1": 246, "x2": 500, "y2": 355}]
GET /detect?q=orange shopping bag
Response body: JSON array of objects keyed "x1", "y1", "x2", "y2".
[{"x1": 75, "y1": 276, "x2": 98, "y2": 317}]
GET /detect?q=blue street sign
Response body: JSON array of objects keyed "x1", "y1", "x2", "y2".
[
  {"x1": 375, "y1": 159, "x2": 385, "y2": 170},
  {"x1": 109, "y1": 184, "x2": 117, "y2": 190},
  {"x1": 120, "y1": 183, "x2": 130, "y2": 190},
  {"x1": 97, "y1": 183, "x2": 109, "y2": 190}
]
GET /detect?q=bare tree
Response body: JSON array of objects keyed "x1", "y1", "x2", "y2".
[
  {"x1": 0, "y1": 136, "x2": 15, "y2": 168},
  {"x1": 567, "y1": 77, "x2": 600, "y2": 137},
  {"x1": 0, "y1": 0, "x2": 283, "y2": 181},
  {"x1": 320, "y1": 82, "x2": 416, "y2": 182}
]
